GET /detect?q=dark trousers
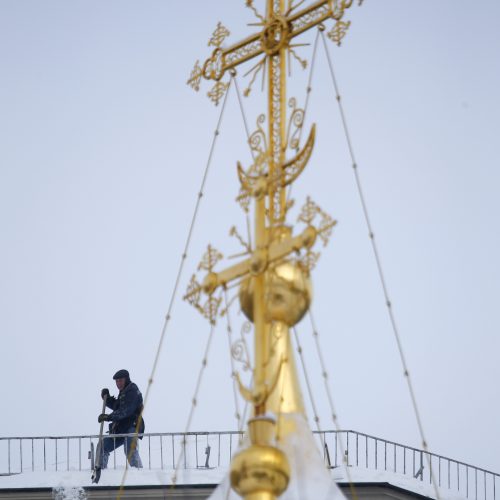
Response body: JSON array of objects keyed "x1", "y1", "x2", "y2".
[{"x1": 99, "y1": 426, "x2": 143, "y2": 468}]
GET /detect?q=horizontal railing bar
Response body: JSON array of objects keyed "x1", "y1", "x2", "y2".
[
  {"x1": 1, "y1": 429, "x2": 498, "y2": 480},
  {"x1": 321, "y1": 430, "x2": 500, "y2": 477},
  {"x1": 0, "y1": 430, "x2": 244, "y2": 441}
]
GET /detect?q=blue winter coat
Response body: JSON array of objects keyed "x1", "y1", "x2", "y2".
[{"x1": 105, "y1": 381, "x2": 145, "y2": 435}]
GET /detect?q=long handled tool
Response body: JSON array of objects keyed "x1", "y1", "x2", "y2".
[{"x1": 91, "y1": 394, "x2": 108, "y2": 484}]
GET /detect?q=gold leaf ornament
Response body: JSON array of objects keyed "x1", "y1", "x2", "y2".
[
  {"x1": 209, "y1": 22, "x2": 230, "y2": 48},
  {"x1": 187, "y1": 60, "x2": 203, "y2": 91},
  {"x1": 327, "y1": 20, "x2": 351, "y2": 46},
  {"x1": 207, "y1": 81, "x2": 230, "y2": 106},
  {"x1": 198, "y1": 244, "x2": 224, "y2": 272}
]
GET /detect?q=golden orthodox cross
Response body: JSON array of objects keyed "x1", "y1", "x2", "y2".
[
  {"x1": 185, "y1": 2, "x2": 361, "y2": 498},
  {"x1": 189, "y1": 0, "x2": 357, "y2": 224},
  {"x1": 186, "y1": 0, "x2": 356, "y2": 416}
]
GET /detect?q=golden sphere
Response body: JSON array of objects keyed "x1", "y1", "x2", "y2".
[
  {"x1": 239, "y1": 261, "x2": 312, "y2": 326},
  {"x1": 230, "y1": 443, "x2": 290, "y2": 499}
]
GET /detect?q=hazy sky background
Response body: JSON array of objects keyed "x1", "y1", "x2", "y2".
[{"x1": 1, "y1": 0, "x2": 500, "y2": 478}]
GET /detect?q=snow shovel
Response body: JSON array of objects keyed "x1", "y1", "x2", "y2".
[{"x1": 91, "y1": 394, "x2": 108, "y2": 484}]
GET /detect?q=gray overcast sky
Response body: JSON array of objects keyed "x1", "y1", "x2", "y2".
[{"x1": 1, "y1": 0, "x2": 500, "y2": 477}]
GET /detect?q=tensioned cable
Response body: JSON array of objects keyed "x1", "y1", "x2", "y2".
[
  {"x1": 233, "y1": 73, "x2": 259, "y2": 247},
  {"x1": 170, "y1": 308, "x2": 219, "y2": 489},
  {"x1": 232, "y1": 74, "x2": 256, "y2": 162},
  {"x1": 225, "y1": 75, "x2": 255, "y2": 440},
  {"x1": 223, "y1": 287, "x2": 243, "y2": 433},
  {"x1": 294, "y1": 248, "x2": 358, "y2": 496},
  {"x1": 319, "y1": 28, "x2": 440, "y2": 499},
  {"x1": 116, "y1": 80, "x2": 233, "y2": 499},
  {"x1": 305, "y1": 308, "x2": 358, "y2": 500},
  {"x1": 291, "y1": 326, "x2": 324, "y2": 446},
  {"x1": 294, "y1": 322, "x2": 358, "y2": 500},
  {"x1": 286, "y1": 29, "x2": 321, "y2": 205}
]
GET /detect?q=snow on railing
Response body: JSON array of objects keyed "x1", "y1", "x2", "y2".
[{"x1": 0, "y1": 430, "x2": 498, "y2": 500}]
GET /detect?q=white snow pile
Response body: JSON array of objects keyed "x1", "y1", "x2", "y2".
[
  {"x1": 52, "y1": 486, "x2": 87, "y2": 500},
  {"x1": 209, "y1": 413, "x2": 345, "y2": 500}
]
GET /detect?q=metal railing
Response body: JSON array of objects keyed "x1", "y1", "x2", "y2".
[
  {"x1": 320, "y1": 431, "x2": 499, "y2": 500},
  {"x1": 1, "y1": 430, "x2": 498, "y2": 500}
]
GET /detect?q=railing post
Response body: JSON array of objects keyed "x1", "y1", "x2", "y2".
[
  {"x1": 171, "y1": 434, "x2": 175, "y2": 468},
  {"x1": 356, "y1": 433, "x2": 359, "y2": 467},
  {"x1": 365, "y1": 435, "x2": 368, "y2": 468},
  {"x1": 160, "y1": 435, "x2": 164, "y2": 470},
  {"x1": 196, "y1": 434, "x2": 199, "y2": 468},
  {"x1": 218, "y1": 433, "x2": 221, "y2": 467},
  {"x1": 182, "y1": 434, "x2": 187, "y2": 469},
  {"x1": 467, "y1": 466, "x2": 470, "y2": 498},
  {"x1": 335, "y1": 431, "x2": 338, "y2": 467},
  {"x1": 476, "y1": 468, "x2": 478, "y2": 500}
]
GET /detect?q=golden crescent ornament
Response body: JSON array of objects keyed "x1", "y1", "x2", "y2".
[{"x1": 237, "y1": 124, "x2": 316, "y2": 194}]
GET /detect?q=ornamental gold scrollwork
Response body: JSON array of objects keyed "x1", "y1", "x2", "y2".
[
  {"x1": 245, "y1": 0, "x2": 265, "y2": 22},
  {"x1": 232, "y1": 340, "x2": 251, "y2": 371},
  {"x1": 203, "y1": 49, "x2": 226, "y2": 81},
  {"x1": 207, "y1": 81, "x2": 230, "y2": 106},
  {"x1": 188, "y1": 0, "x2": 363, "y2": 104},
  {"x1": 296, "y1": 196, "x2": 337, "y2": 272},
  {"x1": 198, "y1": 244, "x2": 223, "y2": 272},
  {"x1": 236, "y1": 120, "x2": 315, "y2": 216},
  {"x1": 230, "y1": 226, "x2": 252, "y2": 254},
  {"x1": 231, "y1": 321, "x2": 252, "y2": 372},
  {"x1": 249, "y1": 114, "x2": 268, "y2": 156},
  {"x1": 184, "y1": 245, "x2": 224, "y2": 324},
  {"x1": 187, "y1": 60, "x2": 203, "y2": 91},
  {"x1": 209, "y1": 22, "x2": 230, "y2": 48},
  {"x1": 236, "y1": 114, "x2": 269, "y2": 212},
  {"x1": 327, "y1": 20, "x2": 351, "y2": 46},
  {"x1": 285, "y1": 97, "x2": 305, "y2": 152}
]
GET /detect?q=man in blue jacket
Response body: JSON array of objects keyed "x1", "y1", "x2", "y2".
[{"x1": 98, "y1": 369, "x2": 144, "y2": 468}]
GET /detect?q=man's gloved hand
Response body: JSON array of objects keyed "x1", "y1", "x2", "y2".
[
  {"x1": 98, "y1": 413, "x2": 111, "y2": 423},
  {"x1": 101, "y1": 388, "x2": 110, "y2": 400}
]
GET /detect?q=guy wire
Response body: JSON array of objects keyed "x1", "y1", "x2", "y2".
[
  {"x1": 291, "y1": 326, "x2": 324, "y2": 448},
  {"x1": 306, "y1": 308, "x2": 358, "y2": 500},
  {"x1": 232, "y1": 74, "x2": 256, "y2": 256},
  {"x1": 296, "y1": 250, "x2": 358, "y2": 498},
  {"x1": 286, "y1": 28, "x2": 320, "y2": 206},
  {"x1": 169, "y1": 305, "x2": 219, "y2": 492},
  {"x1": 116, "y1": 80, "x2": 233, "y2": 498},
  {"x1": 223, "y1": 287, "x2": 243, "y2": 433},
  {"x1": 319, "y1": 29, "x2": 440, "y2": 499}
]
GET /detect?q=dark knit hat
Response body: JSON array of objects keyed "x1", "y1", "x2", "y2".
[{"x1": 113, "y1": 369, "x2": 130, "y2": 380}]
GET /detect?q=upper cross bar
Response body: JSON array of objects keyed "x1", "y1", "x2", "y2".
[
  {"x1": 183, "y1": 224, "x2": 317, "y2": 302},
  {"x1": 199, "y1": 0, "x2": 355, "y2": 82}
]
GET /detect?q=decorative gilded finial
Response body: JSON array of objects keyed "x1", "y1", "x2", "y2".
[{"x1": 186, "y1": 1, "x2": 363, "y2": 498}]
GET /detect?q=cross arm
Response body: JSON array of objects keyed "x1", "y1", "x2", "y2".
[
  {"x1": 183, "y1": 225, "x2": 317, "y2": 301},
  {"x1": 200, "y1": 0, "x2": 353, "y2": 82}
]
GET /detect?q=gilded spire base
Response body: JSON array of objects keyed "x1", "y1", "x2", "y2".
[{"x1": 230, "y1": 417, "x2": 290, "y2": 500}]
